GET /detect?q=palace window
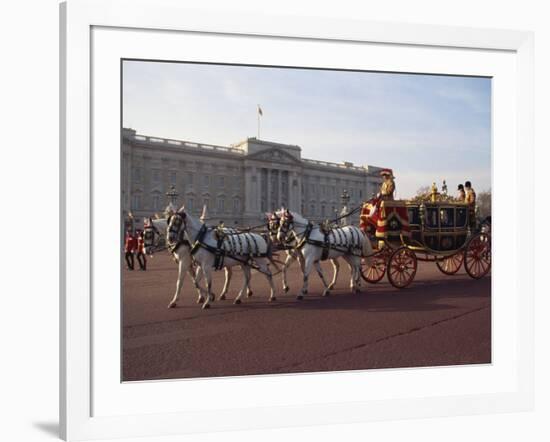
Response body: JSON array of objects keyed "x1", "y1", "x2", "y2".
[
  {"x1": 217, "y1": 198, "x2": 225, "y2": 213},
  {"x1": 152, "y1": 169, "x2": 161, "y2": 183},
  {"x1": 132, "y1": 194, "x2": 142, "y2": 210},
  {"x1": 169, "y1": 171, "x2": 177, "y2": 185},
  {"x1": 132, "y1": 167, "x2": 142, "y2": 183},
  {"x1": 233, "y1": 198, "x2": 240, "y2": 213},
  {"x1": 151, "y1": 193, "x2": 161, "y2": 211},
  {"x1": 203, "y1": 175, "x2": 210, "y2": 188},
  {"x1": 321, "y1": 205, "x2": 326, "y2": 217},
  {"x1": 202, "y1": 198, "x2": 209, "y2": 210},
  {"x1": 187, "y1": 198, "x2": 194, "y2": 212},
  {"x1": 218, "y1": 176, "x2": 225, "y2": 187},
  {"x1": 185, "y1": 173, "x2": 194, "y2": 189}
]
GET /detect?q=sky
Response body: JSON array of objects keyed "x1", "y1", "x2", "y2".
[{"x1": 122, "y1": 60, "x2": 491, "y2": 198}]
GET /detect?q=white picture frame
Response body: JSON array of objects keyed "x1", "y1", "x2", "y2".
[{"x1": 60, "y1": 0, "x2": 534, "y2": 440}]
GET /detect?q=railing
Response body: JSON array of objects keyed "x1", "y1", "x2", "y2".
[
  {"x1": 131, "y1": 135, "x2": 245, "y2": 155},
  {"x1": 302, "y1": 157, "x2": 366, "y2": 172}
]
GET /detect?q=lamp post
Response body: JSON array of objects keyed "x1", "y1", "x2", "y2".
[
  {"x1": 164, "y1": 185, "x2": 179, "y2": 217},
  {"x1": 340, "y1": 189, "x2": 351, "y2": 226}
]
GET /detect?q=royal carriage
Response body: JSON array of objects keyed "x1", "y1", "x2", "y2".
[{"x1": 359, "y1": 192, "x2": 491, "y2": 288}]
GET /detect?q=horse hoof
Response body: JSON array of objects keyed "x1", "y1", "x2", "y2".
[
  {"x1": 323, "y1": 291, "x2": 330, "y2": 297},
  {"x1": 296, "y1": 295, "x2": 303, "y2": 300},
  {"x1": 270, "y1": 297, "x2": 276, "y2": 302},
  {"x1": 197, "y1": 297, "x2": 205, "y2": 304},
  {"x1": 247, "y1": 291, "x2": 253, "y2": 298},
  {"x1": 234, "y1": 299, "x2": 242, "y2": 305},
  {"x1": 328, "y1": 284, "x2": 335, "y2": 290},
  {"x1": 219, "y1": 294, "x2": 226, "y2": 301},
  {"x1": 284, "y1": 286, "x2": 289, "y2": 293},
  {"x1": 202, "y1": 303, "x2": 210, "y2": 309},
  {"x1": 168, "y1": 302, "x2": 177, "y2": 309}
]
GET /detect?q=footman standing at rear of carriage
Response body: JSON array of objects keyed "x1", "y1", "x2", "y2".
[{"x1": 465, "y1": 181, "x2": 476, "y2": 205}]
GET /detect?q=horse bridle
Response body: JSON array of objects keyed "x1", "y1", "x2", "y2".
[
  {"x1": 267, "y1": 214, "x2": 281, "y2": 238},
  {"x1": 278, "y1": 213, "x2": 302, "y2": 246},
  {"x1": 166, "y1": 211, "x2": 190, "y2": 253},
  {"x1": 143, "y1": 217, "x2": 161, "y2": 254}
]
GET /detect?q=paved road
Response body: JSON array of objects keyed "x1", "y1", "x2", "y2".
[{"x1": 122, "y1": 251, "x2": 491, "y2": 381}]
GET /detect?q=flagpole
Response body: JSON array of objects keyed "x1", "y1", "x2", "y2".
[{"x1": 257, "y1": 104, "x2": 260, "y2": 139}]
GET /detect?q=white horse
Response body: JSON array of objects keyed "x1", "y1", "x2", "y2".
[
  {"x1": 276, "y1": 210, "x2": 373, "y2": 299},
  {"x1": 142, "y1": 217, "x2": 234, "y2": 308},
  {"x1": 167, "y1": 207, "x2": 276, "y2": 309},
  {"x1": 267, "y1": 211, "x2": 341, "y2": 295}
]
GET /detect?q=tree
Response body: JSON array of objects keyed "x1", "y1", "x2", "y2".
[
  {"x1": 410, "y1": 186, "x2": 431, "y2": 202},
  {"x1": 477, "y1": 189, "x2": 492, "y2": 219}
]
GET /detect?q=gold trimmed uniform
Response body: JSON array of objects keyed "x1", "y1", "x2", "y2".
[
  {"x1": 465, "y1": 187, "x2": 476, "y2": 205},
  {"x1": 380, "y1": 178, "x2": 395, "y2": 201}
]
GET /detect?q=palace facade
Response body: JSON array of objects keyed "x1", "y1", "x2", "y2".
[{"x1": 122, "y1": 128, "x2": 387, "y2": 226}]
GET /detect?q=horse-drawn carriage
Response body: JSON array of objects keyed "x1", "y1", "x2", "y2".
[{"x1": 359, "y1": 197, "x2": 491, "y2": 288}]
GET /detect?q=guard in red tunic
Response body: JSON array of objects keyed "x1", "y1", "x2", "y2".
[
  {"x1": 136, "y1": 229, "x2": 147, "y2": 271},
  {"x1": 124, "y1": 229, "x2": 137, "y2": 270}
]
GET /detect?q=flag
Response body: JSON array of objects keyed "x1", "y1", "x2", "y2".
[{"x1": 258, "y1": 105, "x2": 263, "y2": 116}]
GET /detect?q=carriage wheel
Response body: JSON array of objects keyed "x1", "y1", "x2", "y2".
[
  {"x1": 436, "y1": 251, "x2": 464, "y2": 275},
  {"x1": 387, "y1": 247, "x2": 417, "y2": 289},
  {"x1": 464, "y1": 234, "x2": 491, "y2": 279},
  {"x1": 362, "y1": 253, "x2": 387, "y2": 283}
]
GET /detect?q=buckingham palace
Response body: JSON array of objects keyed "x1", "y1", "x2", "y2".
[{"x1": 122, "y1": 128, "x2": 388, "y2": 226}]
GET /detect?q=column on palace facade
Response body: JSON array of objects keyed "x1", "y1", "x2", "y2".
[
  {"x1": 273, "y1": 169, "x2": 279, "y2": 209},
  {"x1": 294, "y1": 171, "x2": 303, "y2": 212},
  {"x1": 277, "y1": 169, "x2": 283, "y2": 209},
  {"x1": 266, "y1": 168, "x2": 272, "y2": 211},
  {"x1": 243, "y1": 165, "x2": 255, "y2": 217}
]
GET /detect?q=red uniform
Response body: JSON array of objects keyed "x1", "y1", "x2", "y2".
[
  {"x1": 137, "y1": 235, "x2": 145, "y2": 254},
  {"x1": 124, "y1": 233, "x2": 137, "y2": 253}
]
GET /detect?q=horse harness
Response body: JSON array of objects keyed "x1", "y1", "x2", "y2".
[
  {"x1": 169, "y1": 212, "x2": 270, "y2": 271},
  {"x1": 285, "y1": 219, "x2": 364, "y2": 261}
]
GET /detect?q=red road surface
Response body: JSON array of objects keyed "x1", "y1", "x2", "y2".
[{"x1": 122, "y1": 251, "x2": 491, "y2": 381}]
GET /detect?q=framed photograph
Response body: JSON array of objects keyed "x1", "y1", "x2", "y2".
[{"x1": 60, "y1": 0, "x2": 534, "y2": 440}]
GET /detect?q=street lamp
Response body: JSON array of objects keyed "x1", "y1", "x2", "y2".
[
  {"x1": 340, "y1": 189, "x2": 351, "y2": 226},
  {"x1": 164, "y1": 185, "x2": 179, "y2": 217},
  {"x1": 340, "y1": 189, "x2": 350, "y2": 206},
  {"x1": 166, "y1": 185, "x2": 179, "y2": 205}
]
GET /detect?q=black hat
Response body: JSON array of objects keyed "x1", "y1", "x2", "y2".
[
  {"x1": 465, "y1": 181, "x2": 472, "y2": 188},
  {"x1": 457, "y1": 184, "x2": 464, "y2": 190}
]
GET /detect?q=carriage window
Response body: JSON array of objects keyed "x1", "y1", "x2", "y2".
[
  {"x1": 440, "y1": 208, "x2": 454, "y2": 227},
  {"x1": 456, "y1": 208, "x2": 468, "y2": 227},
  {"x1": 426, "y1": 208, "x2": 439, "y2": 227},
  {"x1": 408, "y1": 207, "x2": 420, "y2": 225}
]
